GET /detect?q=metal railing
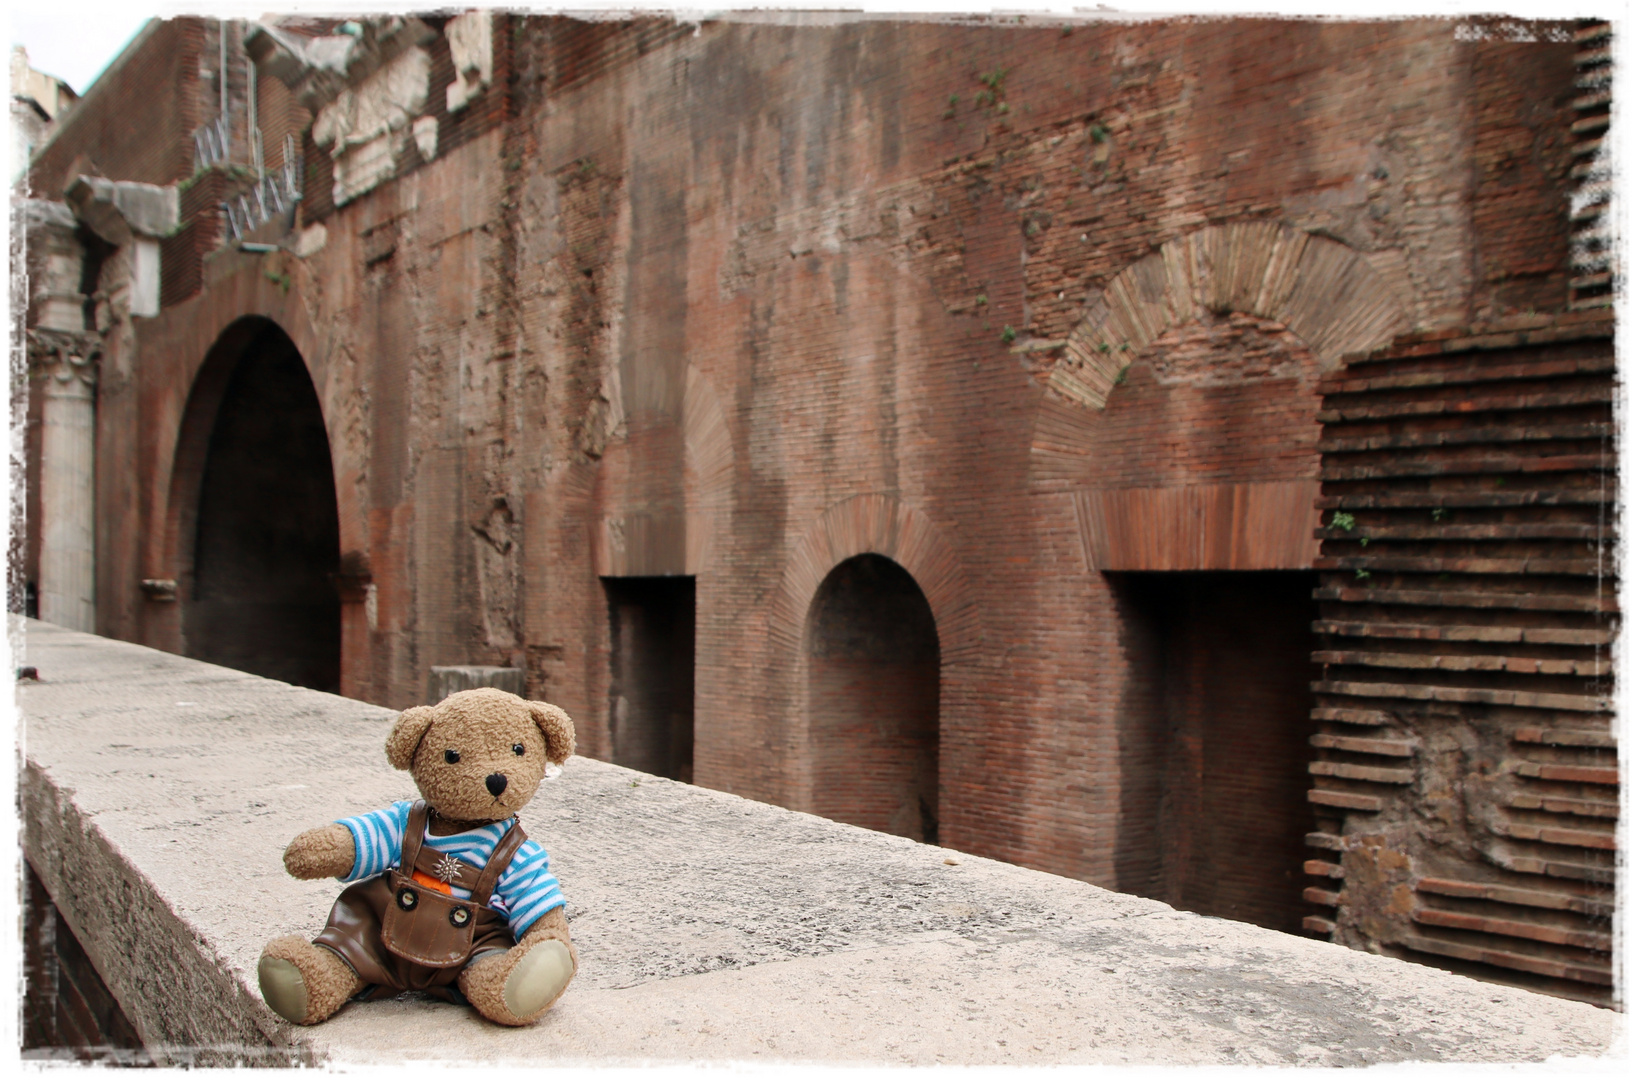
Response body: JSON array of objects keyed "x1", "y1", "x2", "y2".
[
  {"x1": 191, "y1": 112, "x2": 231, "y2": 170},
  {"x1": 220, "y1": 134, "x2": 302, "y2": 244}
]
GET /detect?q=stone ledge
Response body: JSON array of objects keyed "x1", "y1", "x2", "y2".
[{"x1": 13, "y1": 618, "x2": 1626, "y2": 1066}]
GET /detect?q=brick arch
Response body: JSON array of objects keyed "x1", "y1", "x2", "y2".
[
  {"x1": 768, "y1": 494, "x2": 981, "y2": 663},
  {"x1": 139, "y1": 257, "x2": 367, "y2": 687},
  {"x1": 1043, "y1": 221, "x2": 1410, "y2": 411},
  {"x1": 150, "y1": 263, "x2": 347, "y2": 590}
]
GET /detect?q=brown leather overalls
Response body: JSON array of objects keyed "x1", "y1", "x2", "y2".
[{"x1": 314, "y1": 801, "x2": 525, "y2": 1002}]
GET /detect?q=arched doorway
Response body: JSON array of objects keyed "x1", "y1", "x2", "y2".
[
  {"x1": 806, "y1": 554, "x2": 940, "y2": 842},
  {"x1": 178, "y1": 318, "x2": 340, "y2": 692}
]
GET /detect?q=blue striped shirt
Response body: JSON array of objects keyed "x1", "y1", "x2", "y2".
[{"x1": 336, "y1": 801, "x2": 564, "y2": 940}]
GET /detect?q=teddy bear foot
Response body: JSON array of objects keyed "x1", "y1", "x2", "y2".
[
  {"x1": 460, "y1": 940, "x2": 575, "y2": 1026},
  {"x1": 258, "y1": 936, "x2": 364, "y2": 1025}
]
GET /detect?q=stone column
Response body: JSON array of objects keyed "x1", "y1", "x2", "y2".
[
  {"x1": 30, "y1": 340, "x2": 99, "y2": 631},
  {"x1": 25, "y1": 201, "x2": 88, "y2": 331},
  {"x1": 23, "y1": 199, "x2": 100, "y2": 632}
]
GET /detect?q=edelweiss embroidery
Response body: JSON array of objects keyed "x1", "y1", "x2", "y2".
[{"x1": 433, "y1": 854, "x2": 465, "y2": 884}]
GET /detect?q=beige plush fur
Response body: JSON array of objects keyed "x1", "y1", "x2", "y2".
[
  {"x1": 458, "y1": 906, "x2": 578, "y2": 1025},
  {"x1": 259, "y1": 935, "x2": 365, "y2": 1025},
  {"x1": 259, "y1": 688, "x2": 579, "y2": 1026},
  {"x1": 283, "y1": 822, "x2": 355, "y2": 879}
]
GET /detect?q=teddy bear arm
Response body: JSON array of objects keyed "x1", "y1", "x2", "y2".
[{"x1": 283, "y1": 823, "x2": 357, "y2": 879}]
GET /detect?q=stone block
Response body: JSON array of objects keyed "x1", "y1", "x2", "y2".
[
  {"x1": 427, "y1": 664, "x2": 525, "y2": 703},
  {"x1": 65, "y1": 176, "x2": 178, "y2": 244}
]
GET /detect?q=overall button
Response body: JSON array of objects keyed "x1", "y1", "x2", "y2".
[
  {"x1": 450, "y1": 906, "x2": 471, "y2": 928},
  {"x1": 397, "y1": 888, "x2": 418, "y2": 911}
]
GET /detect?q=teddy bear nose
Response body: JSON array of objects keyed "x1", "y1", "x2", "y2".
[{"x1": 485, "y1": 773, "x2": 508, "y2": 797}]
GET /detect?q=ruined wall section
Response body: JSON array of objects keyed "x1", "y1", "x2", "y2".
[
  {"x1": 90, "y1": 17, "x2": 1593, "y2": 902},
  {"x1": 360, "y1": 131, "x2": 514, "y2": 706},
  {"x1": 247, "y1": 17, "x2": 523, "y2": 707},
  {"x1": 480, "y1": 17, "x2": 1589, "y2": 879},
  {"x1": 1308, "y1": 310, "x2": 1616, "y2": 1006},
  {"x1": 503, "y1": 16, "x2": 635, "y2": 755},
  {"x1": 762, "y1": 19, "x2": 1578, "y2": 402}
]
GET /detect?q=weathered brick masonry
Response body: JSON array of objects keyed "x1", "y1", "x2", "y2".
[
  {"x1": 22, "y1": 14, "x2": 1603, "y2": 1001},
  {"x1": 1307, "y1": 309, "x2": 1618, "y2": 1006}
]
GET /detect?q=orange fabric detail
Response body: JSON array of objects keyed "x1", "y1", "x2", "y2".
[{"x1": 411, "y1": 869, "x2": 455, "y2": 895}]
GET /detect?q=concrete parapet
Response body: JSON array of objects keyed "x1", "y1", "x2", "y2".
[{"x1": 13, "y1": 618, "x2": 1626, "y2": 1066}]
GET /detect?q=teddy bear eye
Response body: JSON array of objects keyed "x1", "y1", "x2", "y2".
[
  {"x1": 444, "y1": 749, "x2": 461, "y2": 764},
  {"x1": 512, "y1": 743, "x2": 525, "y2": 756}
]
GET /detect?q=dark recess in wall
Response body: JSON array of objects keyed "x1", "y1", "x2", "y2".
[
  {"x1": 605, "y1": 575, "x2": 696, "y2": 782},
  {"x1": 807, "y1": 554, "x2": 941, "y2": 844},
  {"x1": 186, "y1": 321, "x2": 341, "y2": 692},
  {"x1": 1108, "y1": 570, "x2": 1319, "y2": 934}
]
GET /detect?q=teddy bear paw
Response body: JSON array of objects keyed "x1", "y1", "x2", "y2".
[
  {"x1": 502, "y1": 939, "x2": 575, "y2": 1021},
  {"x1": 258, "y1": 956, "x2": 310, "y2": 1024},
  {"x1": 258, "y1": 936, "x2": 362, "y2": 1025}
]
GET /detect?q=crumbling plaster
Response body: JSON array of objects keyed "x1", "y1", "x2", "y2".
[{"x1": 312, "y1": 47, "x2": 434, "y2": 207}]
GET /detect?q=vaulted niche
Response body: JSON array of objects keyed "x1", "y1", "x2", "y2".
[
  {"x1": 605, "y1": 576, "x2": 696, "y2": 783},
  {"x1": 1108, "y1": 570, "x2": 1318, "y2": 933},
  {"x1": 183, "y1": 319, "x2": 340, "y2": 692},
  {"x1": 806, "y1": 554, "x2": 941, "y2": 843}
]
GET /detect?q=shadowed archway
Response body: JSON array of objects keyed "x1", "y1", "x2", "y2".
[
  {"x1": 805, "y1": 554, "x2": 941, "y2": 843},
  {"x1": 175, "y1": 317, "x2": 340, "y2": 691}
]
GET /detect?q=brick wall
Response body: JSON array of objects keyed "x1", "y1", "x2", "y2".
[
  {"x1": 88, "y1": 17, "x2": 1590, "y2": 946},
  {"x1": 1064, "y1": 312, "x2": 1324, "y2": 489},
  {"x1": 27, "y1": 18, "x2": 204, "y2": 198},
  {"x1": 1307, "y1": 310, "x2": 1616, "y2": 1005},
  {"x1": 1468, "y1": 33, "x2": 1578, "y2": 320},
  {"x1": 22, "y1": 863, "x2": 148, "y2": 1063}
]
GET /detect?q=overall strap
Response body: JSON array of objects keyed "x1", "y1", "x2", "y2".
[
  {"x1": 401, "y1": 800, "x2": 431, "y2": 873},
  {"x1": 470, "y1": 818, "x2": 528, "y2": 907}
]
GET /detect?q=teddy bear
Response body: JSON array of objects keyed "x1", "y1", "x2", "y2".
[{"x1": 257, "y1": 688, "x2": 579, "y2": 1027}]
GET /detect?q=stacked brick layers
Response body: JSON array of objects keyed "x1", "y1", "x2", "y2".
[
  {"x1": 23, "y1": 863, "x2": 147, "y2": 1062},
  {"x1": 1566, "y1": 20, "x2": 1612, "y2": 312},
  {"x1": 1305, "y1": 310, "x2": 1617, "y2": 1006}
]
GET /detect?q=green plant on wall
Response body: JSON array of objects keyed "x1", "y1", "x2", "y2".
[
  {"x1": 1088, "y1": 121, "x2": 1113, "y2": 167},
  {"x1": 973, "y1": 67, "x2": 1010, "y2": 114}
]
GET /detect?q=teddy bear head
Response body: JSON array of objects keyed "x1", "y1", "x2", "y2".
[{"x1": 384, "y1": 688, "x2": 576, "y2": 823}]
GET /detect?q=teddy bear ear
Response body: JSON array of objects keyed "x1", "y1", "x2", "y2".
[
  {"x1": 385, "y1": 705, "x2": 437, "y2": 771},
  {"x1": 528, "y1": 701, "x2": 577, "y2": 765}
]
